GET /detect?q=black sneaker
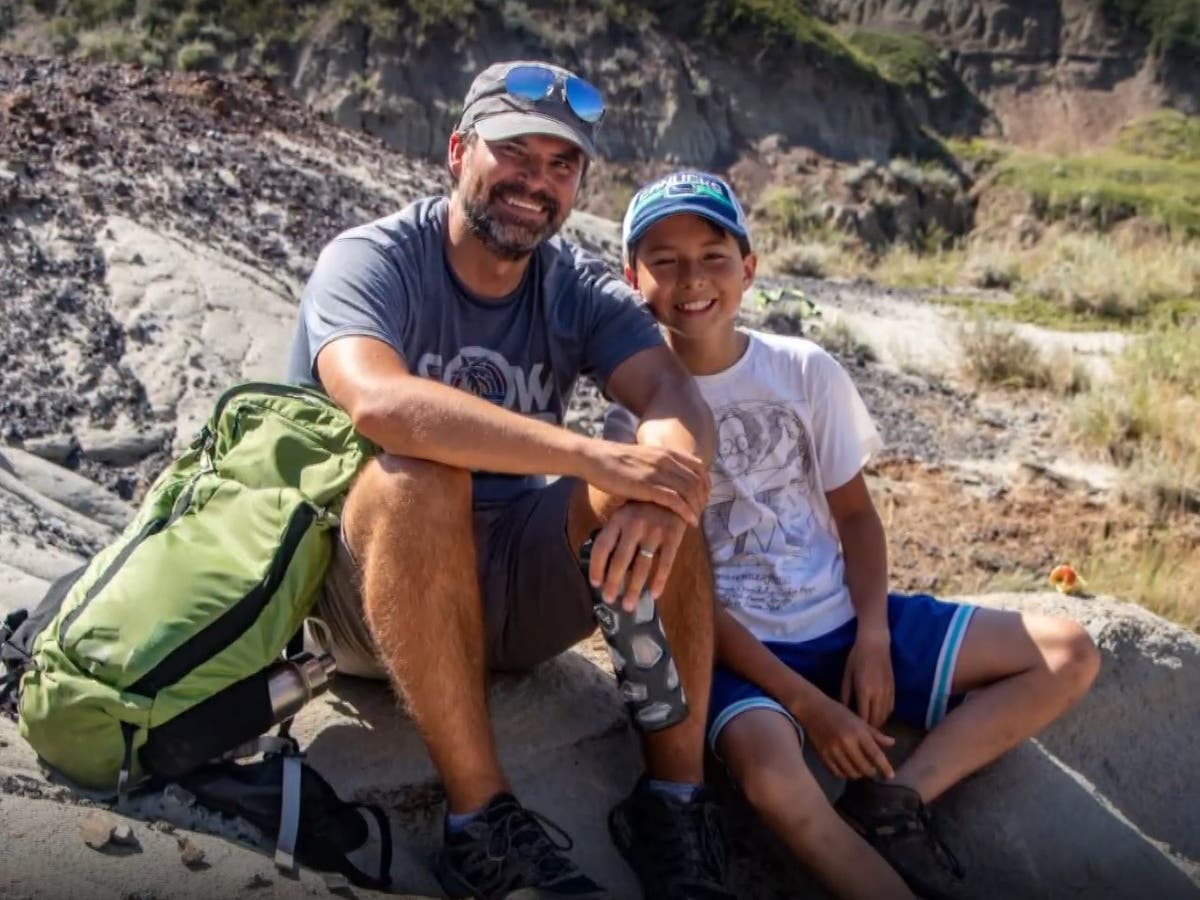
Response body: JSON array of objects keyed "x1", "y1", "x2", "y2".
[
  {"x1": 836, "y1": 780, "x2": 966, "y2": 900},
  {"x1": 434, "y1": 793, "x2": 609, "y2": 899},
  {"x1": 608, "y1": 777, "x2": 736, "y2": 900}
]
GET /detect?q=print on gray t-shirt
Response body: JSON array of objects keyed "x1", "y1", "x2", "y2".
[{"x1": 286, "y1": 196, "x2": 664, "y2": 506}]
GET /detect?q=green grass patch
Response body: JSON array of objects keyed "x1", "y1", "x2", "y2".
[
  {"x1": 932, "y1": 287, "x2": 1200, "y2": 331},
  {"x1": 929, "y1": 293, "x2": 1132, "y2": 331},
  {"x1": 993, "y1": 149, "x2": 1200, "y2": 236},
  {"x1": 12, "y1": 0, "x2": 484, "y2": 66},
  {"x1": 1116, "y1": 110, "x2": 1200, "y2": 163},
  {"x1": 943, "y1": 137, "x2": 1008, "y2": 167},
  {"x1": 694, "y1": 0, "x2": 873, "y2": 76},
  {"x1": 844, "y1": 28, "x2": 942, "y2": 88}
]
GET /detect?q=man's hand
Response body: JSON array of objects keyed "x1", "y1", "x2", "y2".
[
  {"x1": 840, "y1": 627, "x2": 895, "y2": 729},
  {"x1": 586, "y1": 501, "x2": 688, "y2": 611},
  {"x1": 798, "y1": 693, "x2": 896, "y2": 780},
  {"x1": 581, "y1": 440, "x2": 710, "y2": 528}
]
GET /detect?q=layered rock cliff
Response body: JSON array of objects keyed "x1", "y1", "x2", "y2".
[
  {"x1": 814, "y1": 0, "x2": 1200, "y2": 147},
  {"x1": 288, "y1": 3, "x2": 925, "y2": 167}
]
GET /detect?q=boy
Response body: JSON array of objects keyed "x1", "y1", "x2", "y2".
[{"x1": 605, "y1": 171, "x2": 1101, "y2": 900}]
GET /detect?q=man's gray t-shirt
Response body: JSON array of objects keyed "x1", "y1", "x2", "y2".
[{"x1": 286, "y1": 196, "x2": 664, "y2": 506}]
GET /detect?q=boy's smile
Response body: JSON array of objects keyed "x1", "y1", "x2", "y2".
[{"x1": 626, "y1": 212, "x2": 756, "y2": 374}]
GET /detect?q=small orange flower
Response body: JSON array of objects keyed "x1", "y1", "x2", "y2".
[{"x1": 1049, "y1": 564, "x2": 1087, "y2": 596}]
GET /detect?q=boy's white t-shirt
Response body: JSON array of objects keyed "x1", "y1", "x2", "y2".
[{"x1": 605, "y1": 330, "x2": 883, "y2": 643}]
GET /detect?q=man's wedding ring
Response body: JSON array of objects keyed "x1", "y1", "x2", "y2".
[{"x1": 638, "y1": 547, "x2": 656, "y2": 559}]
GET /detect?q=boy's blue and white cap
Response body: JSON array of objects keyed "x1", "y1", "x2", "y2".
[{"x1": 622, "y1": 170, "x2": 750, "y2": 260}]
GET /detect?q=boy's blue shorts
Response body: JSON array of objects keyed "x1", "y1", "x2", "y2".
[{"x1": 708, "y1": 593, "x2": 977, "y2": 751}]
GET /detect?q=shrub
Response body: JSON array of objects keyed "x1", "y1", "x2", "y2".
[
  {"x1": 1098, "y1": 0, "x2": 1200, "y2": 66},
  {"x1": 872, "y1": 245, "x2": 965, "y2": 289},
  {"x1": 79, "y1": 27, "x2": 139, "y2": 62},
  {"x1": 1117, "y1": 110, "x2": 1200, "y2": 163},
  {"x1": 964, "y1": 249, "x2": 1018, "y2": 290},
  {"x1": 756, "y1": 184, "x2": 825, "y2": 243},
  {"x1": 48, "y1": 16, "x2": 81, "y2": 54},
  {"x1": 694, "y1": 0, "x2": 867, "y2": 73},
  {"x1": 817, "y1": 318, "x2": 877, "y2": 364},
  {"x1": 1022, "y1": 232, "x2": 1200, "y2": 321},
  {"x1": 958, "y1": 319, "x2": 1053, "y2": 389},
  {"x1": 1071, "y1": 322, "x2": 1200, "y2": 512},
  {"x1": 176, "y1": 39, "x2": 219, "y2": 71},
  {"x1": 845, "y1": 29, "x2": 942, "y2": 89},
  {"x1": 769, "y1": 242, "x2": 835, "y2": 278}
]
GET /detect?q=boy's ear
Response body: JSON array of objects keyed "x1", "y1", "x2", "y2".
[
  {"x1": 742, "y1": 252, "x2": 757, "y2": 290},
  {"x1": 623, "y1": 263, "x2": 638, "y2": 288}
]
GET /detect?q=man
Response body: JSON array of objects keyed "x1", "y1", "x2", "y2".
[{"x1": 286, "y1": 60, "x2": 734, "y2": 900}]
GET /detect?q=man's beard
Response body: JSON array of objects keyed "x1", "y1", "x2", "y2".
[{"x1": 459, "y1": 177, "x2": 565, "y2": 261}]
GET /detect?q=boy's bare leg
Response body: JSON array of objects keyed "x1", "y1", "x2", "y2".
[
  {"x1": 721, "y1": 710, "x2": 915, "y2": 900},
  {"x1": 568, "y1": 485, "x2": 712, "y2": 785},
  {"x1": 894, "y1": 608, "x2": 1100, "y2": 803},
  {"x1": 343, "y1": 454, "x2": 507, "y2": 814}
]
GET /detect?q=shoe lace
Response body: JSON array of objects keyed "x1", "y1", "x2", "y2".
[
  {"x1": 646, "y1": 795, "x2": 727, "y2": 889},
  {"x1": 917, "y1": 805, "x2": 964, "y2": 879},
  {"x1": 485, "y1": 803, "x2": 579, "y2": 884}
]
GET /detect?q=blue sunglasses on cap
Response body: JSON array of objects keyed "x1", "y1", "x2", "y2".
[{"x1": 504, "y1": 64, "x2": 606, "y2": 124}]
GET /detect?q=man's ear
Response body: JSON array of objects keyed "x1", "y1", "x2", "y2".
[{"x1": 447, "y1": 131, "x2": 468, "y2": 183}]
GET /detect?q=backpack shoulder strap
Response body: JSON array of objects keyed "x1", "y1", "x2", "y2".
[
  {"x1": 2, "y1": 564, "x2": 89, "y2": 716},
  {"x1": 177, "y1": 753, "x2": 393, "y2": 890}
]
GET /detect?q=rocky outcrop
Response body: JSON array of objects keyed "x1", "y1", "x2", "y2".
[
  {"x1": 290, "y1": 593, "x2": 1200, "y2": 898},
  {"x1": 1, "y1": 593, "x2": 1197, "y2": 897},
  {"x1": 2, "y1": 50, "x2": 1198, "y2": 900},
  {"x1": 814, "y1": 0, "x2": 1199, "y2": 147},
  {"x1": 289, "y1": 5, "x2": 926, "y2": 167}
]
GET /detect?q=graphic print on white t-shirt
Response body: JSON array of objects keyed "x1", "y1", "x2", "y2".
[
  {"x1": 603, "y1": 331, "x2": 879, "y2": 641},
  {"x1": 706, "y1": 400, "x2": 827, "y2": 615}
]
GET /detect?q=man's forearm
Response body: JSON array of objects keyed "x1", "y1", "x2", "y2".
[
  {"x1": 636, "y1": 370, "x2": 716, "y2": 464},
  {"x1": 352, "y1": 375, "x2": 591, "y2": 477},
  {"x1": 840, "y1": 509, "x2": 890, "y2": 635}
]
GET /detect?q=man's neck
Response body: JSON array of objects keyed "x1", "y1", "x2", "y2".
[
  {"x1": 670, "y1": 327, "x2": 749, "y2": 377},
  {"x1": 445, "y1": 195, "x2": 531, "y2": 300}
]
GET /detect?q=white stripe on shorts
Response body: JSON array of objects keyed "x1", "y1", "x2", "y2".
[{"x1": 925, "y1": 605, "x2": 977, "y2": 729}]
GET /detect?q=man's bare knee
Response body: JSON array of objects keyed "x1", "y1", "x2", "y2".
[{"x1": 344, "y1": 453, "x2": 472, "y2": 553}]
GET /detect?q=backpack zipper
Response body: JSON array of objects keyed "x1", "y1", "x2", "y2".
[
  {"x1": 57, "y1": 515, "x2": 170, "y2": 646},
  {"x1": 126, "y1": 501, "x2": 319, "y2": 696}
]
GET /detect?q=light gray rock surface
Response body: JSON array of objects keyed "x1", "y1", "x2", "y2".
[
  {"x1": 1, "y1": 55, "x2": 1195, "y2": 900},
  {"x1": 1, "y1": 592, "x2": 1197, "y2": 898}
]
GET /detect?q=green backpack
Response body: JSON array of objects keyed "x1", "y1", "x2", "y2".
[{"x1": 5, "y1": 382, "x2": 374, "y2": 792}]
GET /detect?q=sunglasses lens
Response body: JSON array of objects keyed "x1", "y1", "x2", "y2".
[
  {"x1": 505, "y1": 65, "x2": 556, "y2": 101},
  {"x1": 564, "y1": 76, "x2": 605, "y2": 123}
]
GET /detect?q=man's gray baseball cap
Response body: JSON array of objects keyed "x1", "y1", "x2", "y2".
[{"x1": 457, "y1": 60, "x2": 602, "y2": 157}]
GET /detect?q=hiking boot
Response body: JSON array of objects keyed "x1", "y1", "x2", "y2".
[
  {"x1": 434, "y1": 793, "x2": 609, "y2": 900},
  {"x1": 608, "y1": 777, "x2": 736, "y2": 900},
  {"x1": 836, "y1": 779, "x2": 966, "y2": 900}
]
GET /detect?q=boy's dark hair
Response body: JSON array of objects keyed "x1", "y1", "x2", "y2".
[{"x1": 628, "y1": 218, "x2": 752, "y2": 266}]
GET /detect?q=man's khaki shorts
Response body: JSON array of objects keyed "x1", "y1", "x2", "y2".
[{"x1": 307, "y1": 477, "x2": 597, "y2": 677}]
